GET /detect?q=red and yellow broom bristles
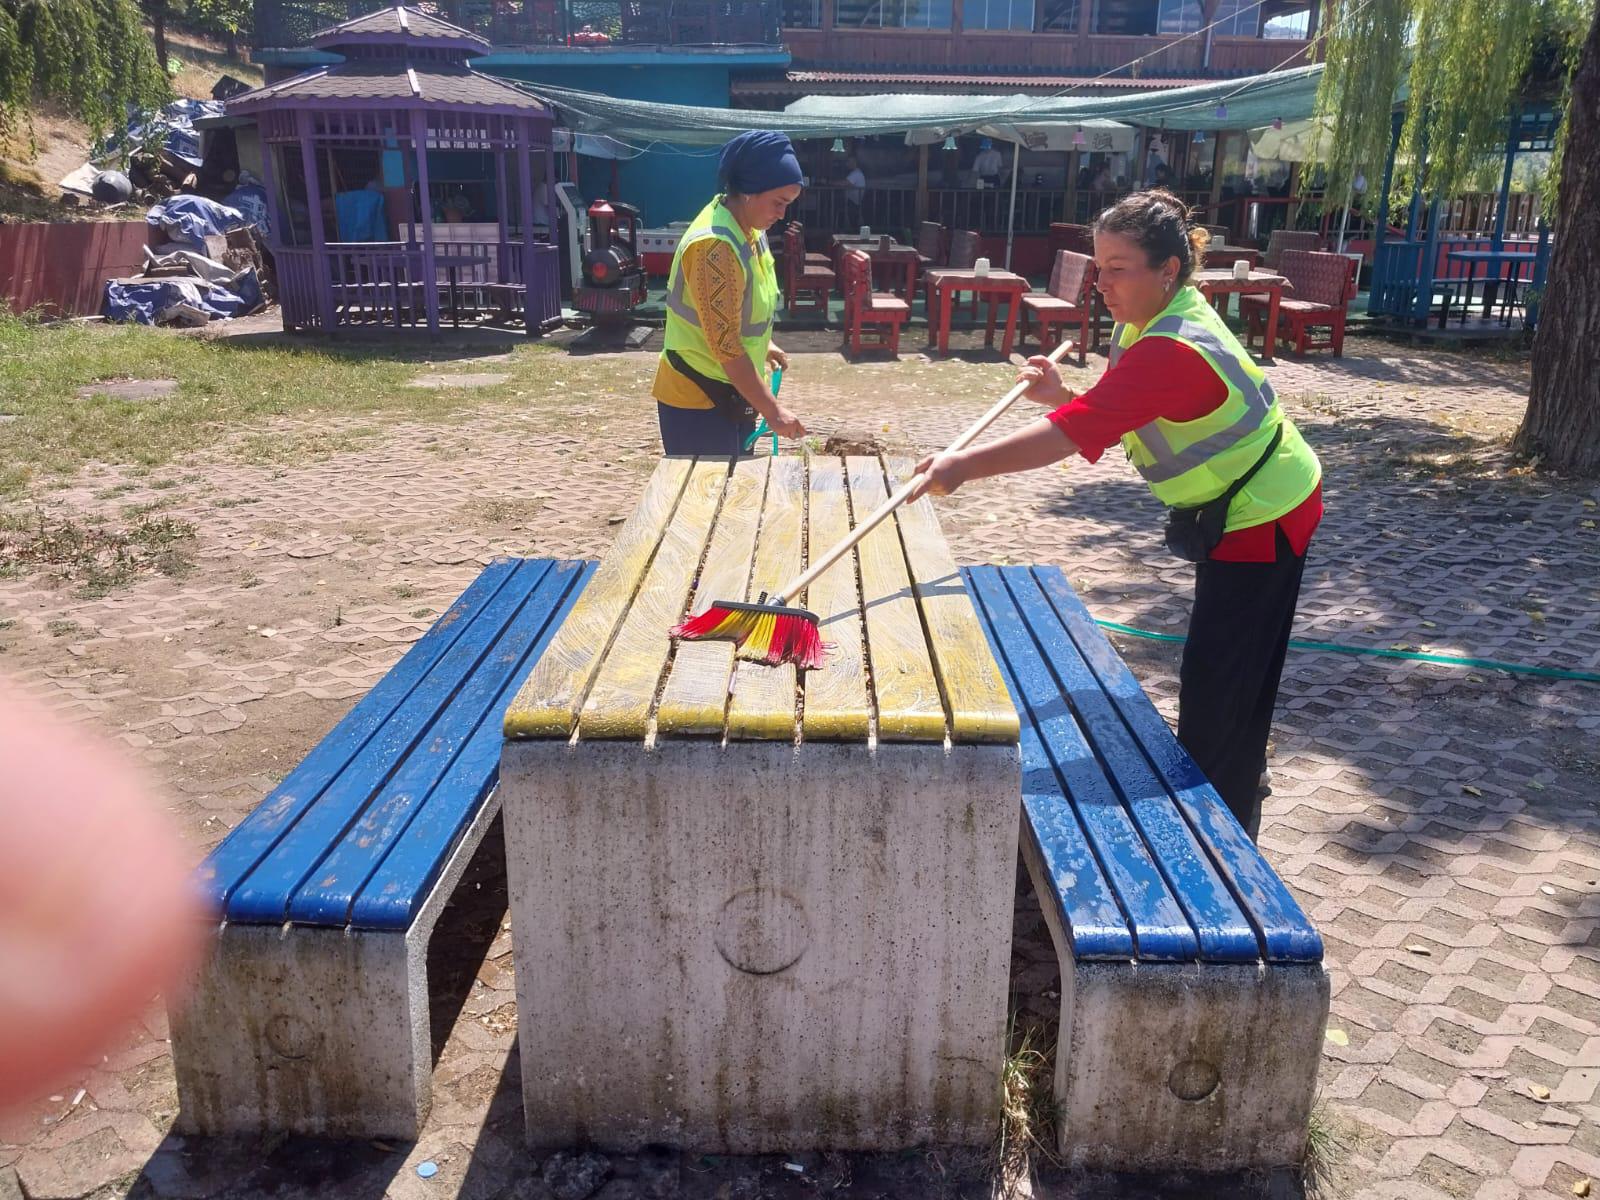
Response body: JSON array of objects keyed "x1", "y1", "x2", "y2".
[{"x1": 670, "y1": 597, "x2": 827, "y2": 670}]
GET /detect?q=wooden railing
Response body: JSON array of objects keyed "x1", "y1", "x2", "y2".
[
  {"x1": 781, "y1": 26, "x2": 1306, "y2": 73},
  {"x1": 326, "y1": 243, "x2": 428, "y2": 327},
  {"x1": 1438, "y1": 192, "x2": 1543, "y2": 238},
  {"x1": 275, "y1": 249, "x2": 323, "y2": 330},
  {"x1": 279, "y1": 238, "x2": 561, "y2": 331},
  {"x1": 795, "y1": 185, "x2": 1070, "y2": 238}
]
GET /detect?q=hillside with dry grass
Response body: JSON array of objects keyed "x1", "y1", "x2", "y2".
[{"x1": 0, "y1": 27, "x2": 262, "y2": 223}]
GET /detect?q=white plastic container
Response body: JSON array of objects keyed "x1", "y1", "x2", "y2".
[
  {"x1": 974, "y1": 257, "x2": 991, "y2": 278},
  {"x1": 1232, "y1": 259, "x2": 1251, "y2": 281}
]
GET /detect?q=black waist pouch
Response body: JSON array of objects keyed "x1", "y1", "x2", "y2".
[
  {"x1": 666, "y1": 349, "x2": 755, "y2": 425},
  {"x1": 1163, "y1": 426, "x2": 1284, "y2": 563}
]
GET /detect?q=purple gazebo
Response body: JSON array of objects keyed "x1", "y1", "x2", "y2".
[{"x1": 227, "y1": 6, "x2": 560, "y2": 336}]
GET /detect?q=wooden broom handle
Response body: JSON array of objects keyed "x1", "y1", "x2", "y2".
[{"x1": 773, "y1": 339, "x2": 1075, "y2": 605}]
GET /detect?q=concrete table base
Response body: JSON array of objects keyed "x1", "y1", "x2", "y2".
[
  {"x1": 1022, "y1": 837, "x2": 1331, "y2": 1172},
  {"x1": 503, "y1": 740, "x2": 1020, "y2": 1153}
]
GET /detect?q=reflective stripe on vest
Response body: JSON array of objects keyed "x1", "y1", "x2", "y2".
[
  {"x1": 1108, "y1": 284, "x2": 1320, "y2": 532},
  {"x1": 663, "y1": 218, "x2": 773, "y2": 340},
  {"x1": 1127, "y1": 313, "x2": 1277, "y2": 485}
]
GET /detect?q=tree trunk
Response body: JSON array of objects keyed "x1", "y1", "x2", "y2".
[
  {"x1": 1516, "y1": 7, "x2": 1600, "y2": 475},
  {"x1": 146, "y1": 0, "x2": 170, "y2": 72}
]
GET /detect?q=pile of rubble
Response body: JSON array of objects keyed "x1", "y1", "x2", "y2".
[{"x1": 103, "y1": 196, "x2": 274, "y2": 327}]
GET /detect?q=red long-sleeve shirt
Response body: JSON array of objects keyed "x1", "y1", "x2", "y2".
[{"x1": 1046, "y1": 336, "x2": 1322, "y2": 563}]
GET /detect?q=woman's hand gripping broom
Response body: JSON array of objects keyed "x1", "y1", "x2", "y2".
[{"x1": 670, "y1": 339, "x2": 1076, "y2": 669}]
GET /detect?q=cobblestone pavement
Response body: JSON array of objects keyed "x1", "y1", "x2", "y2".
[{"x1": 1, "y1": 327, "x2": 1596, "y2": 1200}]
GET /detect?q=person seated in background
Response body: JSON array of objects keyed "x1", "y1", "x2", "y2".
[
  {"x1": 974, "y1": 138, "x2": 1004, "y2": 189},
  {"x1": 844, "y1": 154, "x2": 866, "y2": 230}
]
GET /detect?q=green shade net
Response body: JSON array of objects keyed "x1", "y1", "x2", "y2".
[{"x1": 526, "y1": 63, "x2": 1326, "y2": 149}]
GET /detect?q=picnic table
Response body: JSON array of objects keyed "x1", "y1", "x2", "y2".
[
  {"x1": 925, "y1": 267, "x2": 1030, "y2": 356},
  {"x1": 1194, "y1": 267, "x2": 1290, "y2": 362},
  {"x1": 1204, "y1": 245, "x2": 1262, "y2": 270},
  {"x1": 499, "y1": 454, "x2": 1021, "y2": 1153},
  {"x1": 829, "y1": 234, "x2": 920, "y2": 300},
  {"x1": 1445, "y1": 248, "x2": 1539, "y2": 322}
]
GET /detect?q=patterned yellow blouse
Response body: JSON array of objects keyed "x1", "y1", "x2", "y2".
[{"x1": 652, "y1": 236, "x2": 750, "y2": 411}]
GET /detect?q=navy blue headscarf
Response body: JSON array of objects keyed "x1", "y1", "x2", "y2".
[{"x1": 719, "y1": 131, "x2": 804, "y2": 196}]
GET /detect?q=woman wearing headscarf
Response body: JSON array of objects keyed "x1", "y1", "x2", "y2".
[{"x1": 654, "y1": 130, "x2": 809, "y2": 456}]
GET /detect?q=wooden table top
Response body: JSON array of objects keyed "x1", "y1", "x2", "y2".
[
  {"x1": 1195, "y1": 268, "x2": 1289, "y2": 289},
  {"x1": 928, "y1": 269, "x2": 1028, "y2": 288},
  {"x1": 504, "y1": 455, "x2": 1018, "y2": 746},
  {"x1": 839, "y1": 243, "x2": 920, "y2": 260}
]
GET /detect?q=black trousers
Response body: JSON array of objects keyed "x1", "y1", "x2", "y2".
[{"x1": 1176, "y1": 527, "x2": 1307, "y2": 842}]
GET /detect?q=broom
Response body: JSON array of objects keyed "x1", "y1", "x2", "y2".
[{"x1": 672, "y1": 339, "x2": 1075, "y2": 669}]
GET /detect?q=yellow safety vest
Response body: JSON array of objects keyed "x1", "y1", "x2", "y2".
[
  {"x1": 1111, "y1": 285, "x2": 1320, "y2": 532},
  {"x1": 661, "y1": 196, "x2": 778, "y2": 384}
]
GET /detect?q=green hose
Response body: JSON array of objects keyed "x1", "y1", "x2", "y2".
[{"x1": 1093, "y1": 618, "x2": 1600, "y2": 685}]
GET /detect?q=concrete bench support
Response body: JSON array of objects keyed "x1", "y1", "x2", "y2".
[
  {"x1": 1024, "y1": 836, "x2": 1330, "y2": 1171},
  {"x1": 171, "y1": 792, "x2": 502, "y2": 1139},
  {"x1": 170, "y1": 557, "x2": 593, "y2": 1139},
  {"x1": 968, "y1": 563, "x2": 1330, "y2": 1173}
]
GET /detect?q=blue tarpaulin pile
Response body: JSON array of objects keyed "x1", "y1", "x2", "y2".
[
  {"x1": 97, "y1": 99, "x2": 225, "y2": 168},
  {"x1": 103, "y1": 270, "x2": 263, "y2": 326},
  {"x1": 223, "y1": 182, "x2": 271, "y2": 239},
  {"x1": 146, "y1": 195, "x2": 249, "y2": 253}
]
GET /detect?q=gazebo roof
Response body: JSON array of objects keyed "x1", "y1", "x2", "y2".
[
  {"x1": 309, "y1": 6, "x2": 490, "y2": 56},
  {"x1": 227, "y1": 61, "x2": 552, "y2": 114}
]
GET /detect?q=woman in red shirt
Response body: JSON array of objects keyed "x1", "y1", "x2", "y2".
[{"x1": 914, "y1": 191, "x2": 1323, "y2": 841}]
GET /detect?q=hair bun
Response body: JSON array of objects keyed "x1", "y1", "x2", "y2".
[{"x1": 1146, "y1": 188, "x2": 1192, "y2": 224}]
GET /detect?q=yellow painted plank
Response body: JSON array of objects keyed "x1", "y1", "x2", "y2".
[
  {"x1": 799, "y1": 456, "x2": 871, "y2": 742},
  {"x1": 504, "y1": 457, "x2": 694, "y2": 739},
  {"x1": 655, "y1": 456, "x2": 771, "y2": 737},
  {"x1": 579, "y1": 458, "x2": 731, "y2": 741},
  {"x1": 883, "y1": 456, "x2": 1019, "y2": 745},
  {"x1": 846, "y1": 456, "x2": 946, "y2": 742},
  {"x1": 726, "y1": 454, "x2": 806, "y2": 741}
]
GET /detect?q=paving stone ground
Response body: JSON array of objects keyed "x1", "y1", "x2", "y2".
[{"x1": 1, "y1": 324, "x2": 1596, "y2": 1200}]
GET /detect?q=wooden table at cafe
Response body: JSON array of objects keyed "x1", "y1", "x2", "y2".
[
  {"x1": 500, "y1": 454, "x2": 1021, "y2": 1153},
  {"x1": 829, "y1": 235, "x2": 921, "y2": 300},
  {"x1": 1194, "y1": 267, "x2": 1290, "y2": 362},
  {"x1": 1445, "y1": 248, "x2": 1539, "y2": 324},
  {"x1": 925, "y1": 268, "x2": 1030, "y2": 357},
  {"x1": 1204, "y1": 245, "x2": 1262, "y2": 271}
]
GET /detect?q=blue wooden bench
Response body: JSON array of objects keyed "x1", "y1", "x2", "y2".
[
  {"x1": 172, "y1": 556, "x2": 594, "y2": 1140},
  {"x1": 964, "y1": 564, "x2": 1329, "y2": 1173}
]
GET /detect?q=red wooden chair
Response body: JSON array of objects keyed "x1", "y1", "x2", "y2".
[
  {"x1": 1020, "y1": 250, "x2": 1094, "y2": 365},
  {"x1": 1260, "y1": 229, "x2": 1322, "y2": 272},
  {"x1": 914, "y1": 221, "x2": 947, "y2": 271},
  {"x1": 841, "y1": 249, "x2": 909, "y2": 357},
  {"x1": 1241, "y1": 249, "x2": 1358, "y2": 357},
  {"x1": 1048, "y1": 222, "x2": 1093, "y2": 258},
  {"x1": 783, "y1": 225, "x2": 835, "y2": 316},
  {"x1": 783, "y1": 221, "x2": 831, "y2": 268},
  {"x1": 620, "y1": 0, "x2": 670, "y2": 41},
  {"x1": 923, "y1": 229, "x2": 981, "y2": 319}
]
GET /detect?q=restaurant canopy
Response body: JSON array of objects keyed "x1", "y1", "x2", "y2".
[
  {"x1": 783, "y1": 95, "x2": 1138, "y2": 154},
  {"x1": 524, "y1": 63, "x2": 1326, "y2": 149}
]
